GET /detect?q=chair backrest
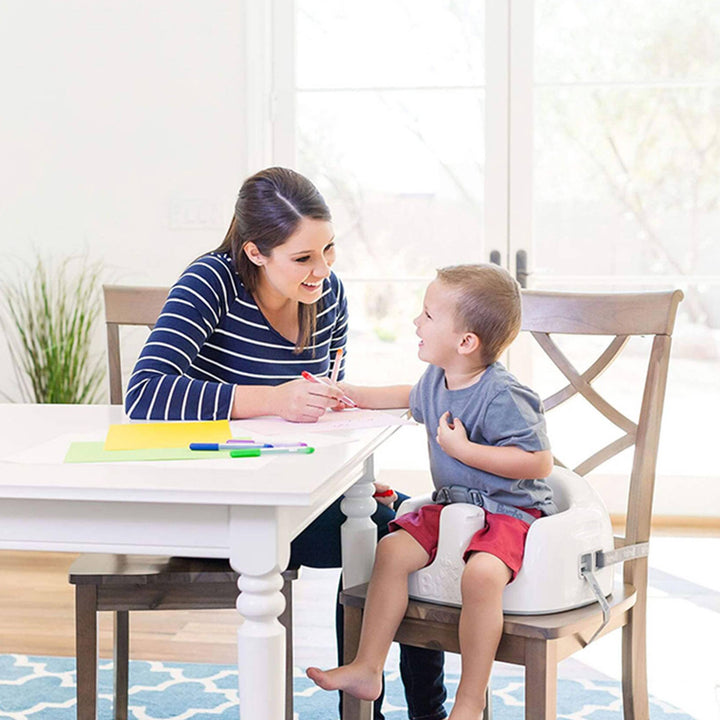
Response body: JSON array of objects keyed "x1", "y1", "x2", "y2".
[
  {"x1": 520, "y1": 289, "x2": 683, "y2": 594},
  {"x1": 103, "y1": 284, "x2": 170, "y2": 404}
]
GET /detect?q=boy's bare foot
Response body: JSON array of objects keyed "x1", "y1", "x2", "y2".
[{"x1": 305, "y1": 663, "x2": 382, "y2": 701}]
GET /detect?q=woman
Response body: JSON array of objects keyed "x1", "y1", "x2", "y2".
[{"x1": 125, "y1": 167, "x2": 446, "y2": 720}]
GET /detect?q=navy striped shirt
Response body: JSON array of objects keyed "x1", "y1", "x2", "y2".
[{"x1": 125, "y1": 252, "x2": 349, "y2": 421}]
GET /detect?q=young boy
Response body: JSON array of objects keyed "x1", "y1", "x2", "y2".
[{"x1": 307, "y1": 264, "x2": 556, "y2": 720}]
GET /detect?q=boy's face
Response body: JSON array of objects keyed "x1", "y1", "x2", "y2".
[{"x1": 413, "y1": 279, "x2": 464, "y2": 368}]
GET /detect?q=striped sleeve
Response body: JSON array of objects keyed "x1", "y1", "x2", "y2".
[{"x1": 124, "y1": 256, "x2": 237, "y2": 420}]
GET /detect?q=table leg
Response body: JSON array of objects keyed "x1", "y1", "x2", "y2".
[
  {"x1": 340, "y1": 455, "x2": 378, "y2": 588},
  {"x1": 230, "y1": 507, "x2": 291, "y2": 720},
  {"x1": 236, "y1": 569, "x2": 287, "y2": 718}
]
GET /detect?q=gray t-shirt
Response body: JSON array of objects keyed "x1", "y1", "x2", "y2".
[{"x1": 409, "y1": 362, "x2": 557, "y2": 513}]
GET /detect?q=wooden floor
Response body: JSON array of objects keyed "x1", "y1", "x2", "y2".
[
  {"x1": 2, "y1": 525, "x2": 716, "y2": 667},
  {"x1": 0, "y1": 551, "x2": 244, "y2": 664}
]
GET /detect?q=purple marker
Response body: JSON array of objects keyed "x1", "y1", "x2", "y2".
[{"x1": 226, "y1": 439, "x2": 308, "y2": 448}]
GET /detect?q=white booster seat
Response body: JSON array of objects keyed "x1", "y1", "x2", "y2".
[{"x1": 400, "y1": 466, "x2": 615, "y2": 615}]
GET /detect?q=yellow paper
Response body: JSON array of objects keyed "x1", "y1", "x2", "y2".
[{"x1": 104, "y1": 419, "x2": 231, "y2": 451}]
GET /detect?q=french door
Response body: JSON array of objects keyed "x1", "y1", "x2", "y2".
[
  {"x1": 265, "y1": 0, "x2": 720, "y2": 513},
  {"x1": 521, "y1": 0, "x2": 720, "y2": 508}
]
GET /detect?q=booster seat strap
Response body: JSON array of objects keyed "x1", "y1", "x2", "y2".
[
  {"x1": 581, "y1": 566, "x2": 611, "y2": 644},
  {"x1": 579, "y1": 542, "x2": 649, "y2": 644},
  {"x1": 595, "y1": 542, "x2": 649, "y2": 568},
  {"x1": 431, "y1": 485, "x2": 538, "y2": 524}
]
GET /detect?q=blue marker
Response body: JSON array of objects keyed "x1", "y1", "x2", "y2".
[{"x1": 189, "y1": 442, "x2": 272, "y2": 451}]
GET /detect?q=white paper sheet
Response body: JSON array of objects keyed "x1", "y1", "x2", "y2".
[{"x1": 230, "y1": 408, "x2": 414, "y2": 437}]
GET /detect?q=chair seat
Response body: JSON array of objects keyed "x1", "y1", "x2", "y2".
[
  {"x1": 341, "y1": 582, "x2": 637, "y2": 649},
  {"x1": 69, "y1": 554, "x2": 236, "y2": 584},
  {"x1": 69, "y1": 554, "x2": 298, "y2": 611}
]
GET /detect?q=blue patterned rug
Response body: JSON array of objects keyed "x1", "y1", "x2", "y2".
[{"x1": 0, "y1": 654, "x2": 696, "y2": 719}]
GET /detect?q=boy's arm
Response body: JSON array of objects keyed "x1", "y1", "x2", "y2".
[
  {"x1": 339, "y1": 383, "x2": 412, "y2": 410},
  {"x1": 437, "y1": 411, "x2": 554, "y2": 480}
]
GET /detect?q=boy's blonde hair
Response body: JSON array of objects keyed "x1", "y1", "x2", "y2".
[{"x1": 436, "y1": 264, "x2": 522, "y2": 365}]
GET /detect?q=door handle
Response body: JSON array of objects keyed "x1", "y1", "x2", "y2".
[
  {"x1": 515, "y1": 249, "x2": 528, "y2": 288},
  {"x1": 489, "y1": 250, "x2": 528, "y2": 288}
]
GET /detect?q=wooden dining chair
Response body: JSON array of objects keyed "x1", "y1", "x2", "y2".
[
  {"x1": 69, "y1": 284, "x2": 298, "y2": 720},
  {"x1": 341, "y1": 289, "x2": 684, "y2": 720}
]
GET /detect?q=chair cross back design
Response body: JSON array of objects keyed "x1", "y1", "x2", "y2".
[
  {"x1": 531, "y1": 327, "x2": 633, "y2": 475},
  {"x1": 69, "y1": 284, "x2": 297, "y2": 720},
  {"x1": 341, "y1": 289, "x2": 683, "y2": 720}
]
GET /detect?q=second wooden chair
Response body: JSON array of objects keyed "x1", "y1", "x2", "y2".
[{"x1": 69, "y1": 284, "x2": 297, "y2": 720}]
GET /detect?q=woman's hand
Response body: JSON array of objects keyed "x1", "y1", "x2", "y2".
[
  {"x1": 436, "y1": 410, "x2": 469, "y2": 459},
  {"x1": 373, "y1": 482, "x2": 398, "y2": 507},
  {"x1": 272, "y1": 378, "x2": 343, "y2": 423}
]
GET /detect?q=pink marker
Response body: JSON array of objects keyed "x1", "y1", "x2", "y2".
[
  {"x1": 301, "y1": 370, "x2": 357, "y2": 408},
  {"x1": 330, "y1": 347, "x2": 343, "y2": 384}
]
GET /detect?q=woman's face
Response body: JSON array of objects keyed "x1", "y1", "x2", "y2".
[{"x1": 251, "y1": 217, "x2": 336, "y2": 305}]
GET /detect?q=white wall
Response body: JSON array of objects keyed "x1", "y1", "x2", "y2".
[{"x1": 0, "y1": 0, "x2": 250, "y2": 400}]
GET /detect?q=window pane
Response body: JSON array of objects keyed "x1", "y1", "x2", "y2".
[
  {"x1": 298, "y1": 90, "x2": 484, "y2": 278},
  {"x1": 533, "y1": 1, "x2": 720, "y2": 486},
  {"x1": 296, "y1": 1, "x2": 486, "y2": 384},
  {"x1": 535, "y1": 0, "x2": 720, "y2": 83},
  {"x1": 297, "y1": 0, "x2": 484, "y2": 88},
  {"x1": 535, "y1": 86, "x2": 720, "y2": 279}
]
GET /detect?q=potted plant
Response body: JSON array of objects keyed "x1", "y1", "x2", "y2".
[{"x1": 0, "y1": 254, "x2": 104, "y2": 403}]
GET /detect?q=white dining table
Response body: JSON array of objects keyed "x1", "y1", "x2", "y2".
[{"x1": 0, "y1": 403, "x2": 404, "y2": 719}]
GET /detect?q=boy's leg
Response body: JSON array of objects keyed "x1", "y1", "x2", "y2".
[
  {"x1": 450, "y1": 552, "x2": 511, "y2": 720},
  {"x1": 307, "y1": 529, "x2": 430, "y2": 700}
]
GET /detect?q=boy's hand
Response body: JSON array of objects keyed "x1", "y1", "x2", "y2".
[
  {"x1": 329, "y1": 381, "x2": 359, "y2": 411},
  {"x1": 436, "y1": 410, "x2": 468, "y2": 458},
  {"x1": 327, "y1": 383, "x2": 412, "y2": 411}
]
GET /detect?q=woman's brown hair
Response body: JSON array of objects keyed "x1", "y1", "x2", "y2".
[{"x1": 213, "y1": 167, "x2": 332, "y2": 353}]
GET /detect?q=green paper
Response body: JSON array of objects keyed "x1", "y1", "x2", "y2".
[{"x1": 64, "y1": 442, "x2": 231, "y2": 463}]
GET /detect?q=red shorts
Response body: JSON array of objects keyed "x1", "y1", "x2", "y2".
[{"x1": 389, "y1": 503, "x2": 543, "y2": 581}]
